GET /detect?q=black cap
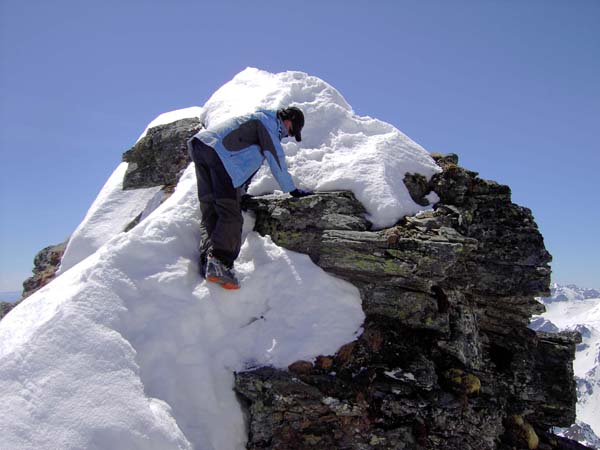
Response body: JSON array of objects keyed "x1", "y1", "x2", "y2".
[{"x1": 278, "y1": 106, "x2": 304, "y2": 142}]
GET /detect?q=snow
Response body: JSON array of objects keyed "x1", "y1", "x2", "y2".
[
  {"x1": 199, "y1": 67, "x2": 441, "y2": 228},
  {"x1": 533, "y1": 293, "x2": 600, "y2": 438},
  {"x1": 556, "y1": 420, "x2": 600, "y2": 449},
  {"x1": 58, "y1": 163, "x2": 163, "y2": 273},
  {"x1": 0, "y1": 165, "x2": 364, "y2": 450},
  {"x1": 61, "y1": 104, "x2": 204, "y2": 274},
  {"x1": 0, "y1": 67, "x2": 443, "y2": 449},
  {"x1": 538, "y1": 298, "x2": 600, "y2": 377}
]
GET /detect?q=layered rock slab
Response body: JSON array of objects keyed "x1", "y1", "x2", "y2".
[{"x1": 237, "y1": 156, "x2": 584, "y2": 449}]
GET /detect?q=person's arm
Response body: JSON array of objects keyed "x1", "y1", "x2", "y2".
[{"x1": 255, "y1": 118, "x2": 296, "y2": 192}]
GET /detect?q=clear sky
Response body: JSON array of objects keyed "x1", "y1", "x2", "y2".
[{"x1": 1, "y1": 0, "x2": 598, "y2": 292}]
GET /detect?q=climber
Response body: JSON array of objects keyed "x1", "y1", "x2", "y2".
[{"x1": 187, "y1": 106, "x2": 312, "y2": 290}]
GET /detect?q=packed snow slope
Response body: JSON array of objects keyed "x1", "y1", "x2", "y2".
[
  {"x1": 0, "y1": 68, "x2": 441, "y2": 450},
  {"x1": 58, "y1": 163, "x2": 163, "y2": 273},
  {"x1": 200, "y1": 68, "x2": 440, "y2": 229},
  {"x1": 60, "y1": 68, "x2": 439, "y2": 274},
  {"x1": 532, "y1": 283, "x2": 600, "y2": 441}
]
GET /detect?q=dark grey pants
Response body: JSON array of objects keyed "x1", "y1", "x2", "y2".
[{"x1": 189, "y1": 138, "x2": 243, "y2": 268}]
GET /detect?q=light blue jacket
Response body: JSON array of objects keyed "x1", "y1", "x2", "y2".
[{"x1": 189, "y1": 109, "x2": 296, "y2": 192}]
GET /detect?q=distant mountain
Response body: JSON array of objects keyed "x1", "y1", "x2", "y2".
[
  {"x1": 532, "y1": 283, "x2": 600, "y2": 447},
  {"x1": 541, "y1": 282, "x2": 600, "y2": 303},
  {"x1": 556, "y1": 421, "x2": 600, "y2": 450},
  {"x1": 0, "y1": 291, "x2": 21, "y2": 303}
]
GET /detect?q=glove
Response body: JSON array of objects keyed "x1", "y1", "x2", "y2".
[{"x1": 290, "y1": 188, "x2": 313, "y2": 198}]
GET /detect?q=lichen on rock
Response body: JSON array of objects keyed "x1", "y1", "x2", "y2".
[{"x1": 237, "y1": 154, "x2": 586, "y2": 449}]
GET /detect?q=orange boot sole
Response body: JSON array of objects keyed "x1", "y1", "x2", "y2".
[{"x1": 207, "y1": 275, "x2": 240, "y2": 290}]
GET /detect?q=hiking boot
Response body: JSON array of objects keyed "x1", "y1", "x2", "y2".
[{"x1": 205, "y1": 254, "x2": 240, "y2": 290}]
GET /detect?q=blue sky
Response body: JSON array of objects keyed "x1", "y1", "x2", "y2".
[{"x1": 1, "y1": 0, "x2": 598, "y2": 291}]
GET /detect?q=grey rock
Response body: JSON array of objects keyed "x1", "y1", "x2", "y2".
[
  {"x1": 2, "y1": 241, "x2": 67, "y2": 321},
  {"x1": 403, "y1": 172, "x2": 431, "y2": 206},
  {"x1": 0, "y1": 302, "x2": 16, "y2": 320},
  {"x1": 122, "y1": 118, "x2": 202, "y2": 189},
  {"x1": 237, "y1": 154, "x2": 582, "y2": 449},
  {"x1": 22, "y1": 241, "x2": 67, "y2": 300}
]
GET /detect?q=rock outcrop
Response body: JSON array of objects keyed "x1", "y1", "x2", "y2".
[
  {"x1": 10, "y1": 113, "x2": 587, "y2": 448},
  {"x1": 236, "y1": 154, "x2": 585, "y2": 449},
  {"x1": 20, "y1": 241, "x2": 68, "y2": 299},
  {"x1": 0, "y1": 301, "x2": 15, "y2": 320},
  {"x1": 122, "y1": 117, "x2": 202, "y2": 189},
  {"x1": 1, "y1": 241, "x2": 67, "y2": 321},
  {"x1": 5, "y1": 119, "x2": 202, "y2": 322}
]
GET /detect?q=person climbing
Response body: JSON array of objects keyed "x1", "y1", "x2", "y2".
[{"x1": 187, "y1": 106, "x2": 312, "y2": 290}]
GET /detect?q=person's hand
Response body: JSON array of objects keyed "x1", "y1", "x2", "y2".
[
  {"x1": 290, "y1": 188, "x2": 313, "y2": 198},
  {"x1": 241, "y1": 193, "x2": 254, "y2": 211}
]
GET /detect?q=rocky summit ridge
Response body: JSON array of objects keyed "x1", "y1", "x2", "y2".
[
  {"x1": 236, "y1": 153, "x2": 585, "y2": 450},
  {"x1": 6, "y1": 117, "x2": 591, "y2": 450}
]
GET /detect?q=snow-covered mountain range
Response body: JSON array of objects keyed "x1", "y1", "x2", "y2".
[
  {"x1": 541, "y1": 283, "x2": 600, "y2": 304},
  {"x1": 531, "y1": 282, "x2": 600, "y2": 449}
]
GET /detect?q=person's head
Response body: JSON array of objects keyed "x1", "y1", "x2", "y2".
[{"x1": 277, "y1": 106, "x2": 304, "y2": 142}]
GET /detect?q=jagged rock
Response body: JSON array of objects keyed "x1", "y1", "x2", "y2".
[
  {"x1": 0, "y1": 302, "x2": 16, "y2": 320},
  {"x1": 237, "y1": 155, "x2": 584, "y2": 449},
  {"x1": 122, "y1": 118, "x2": 202, "y2": 189},
  {"x1": 236, "y1": 367, "x2": 417, "y2": 450},
  {"x1": 403, "y1": 172, "x2": 431, "y2": 206},
  {"x1": 1, "y1": 241, "x2": 68, "y2": 321},
  {"x1": 22, "y1": 241, "x2": 67, "y2": 299},
  {"x1": 431, "y1": 151, "x2": 459, "y2": 168}
]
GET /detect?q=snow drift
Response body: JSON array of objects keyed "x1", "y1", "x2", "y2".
[
  {"x1": 0, "y1": 68, "x2": 440, "y2": 450},
  {"x1": 533, "y1": 285, "x2": 600, "y2": 442}
]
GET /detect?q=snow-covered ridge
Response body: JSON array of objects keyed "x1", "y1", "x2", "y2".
[
  {"x1": 0, "y1": 68, "x2": 441, "y2": 450},
  {"x1": 532, "y1": 283, "x2": 600, "y2": 444},
  {"x1": 200, "y1": 68, "x2": 441, "y2": 229},
  {"x1": 0, "y1": 165, "x2": 365, "y2": 450},
  {"x1": 541, "y1": 282, "x2": 600, "y2": 303},
  {"x1": 59, "y1": 68, "x2": 440, "y2": 277},
  {"x1": 58, "y1": 163, "x2": 163, "y2": 273}
]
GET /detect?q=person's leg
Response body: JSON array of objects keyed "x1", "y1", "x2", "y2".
[
  {"x1": 203, "y1": 147, "x2": 243, "y2": 268},
  {"x1": 190, "y1": 139, "x2": 218, "y2": 276}
]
